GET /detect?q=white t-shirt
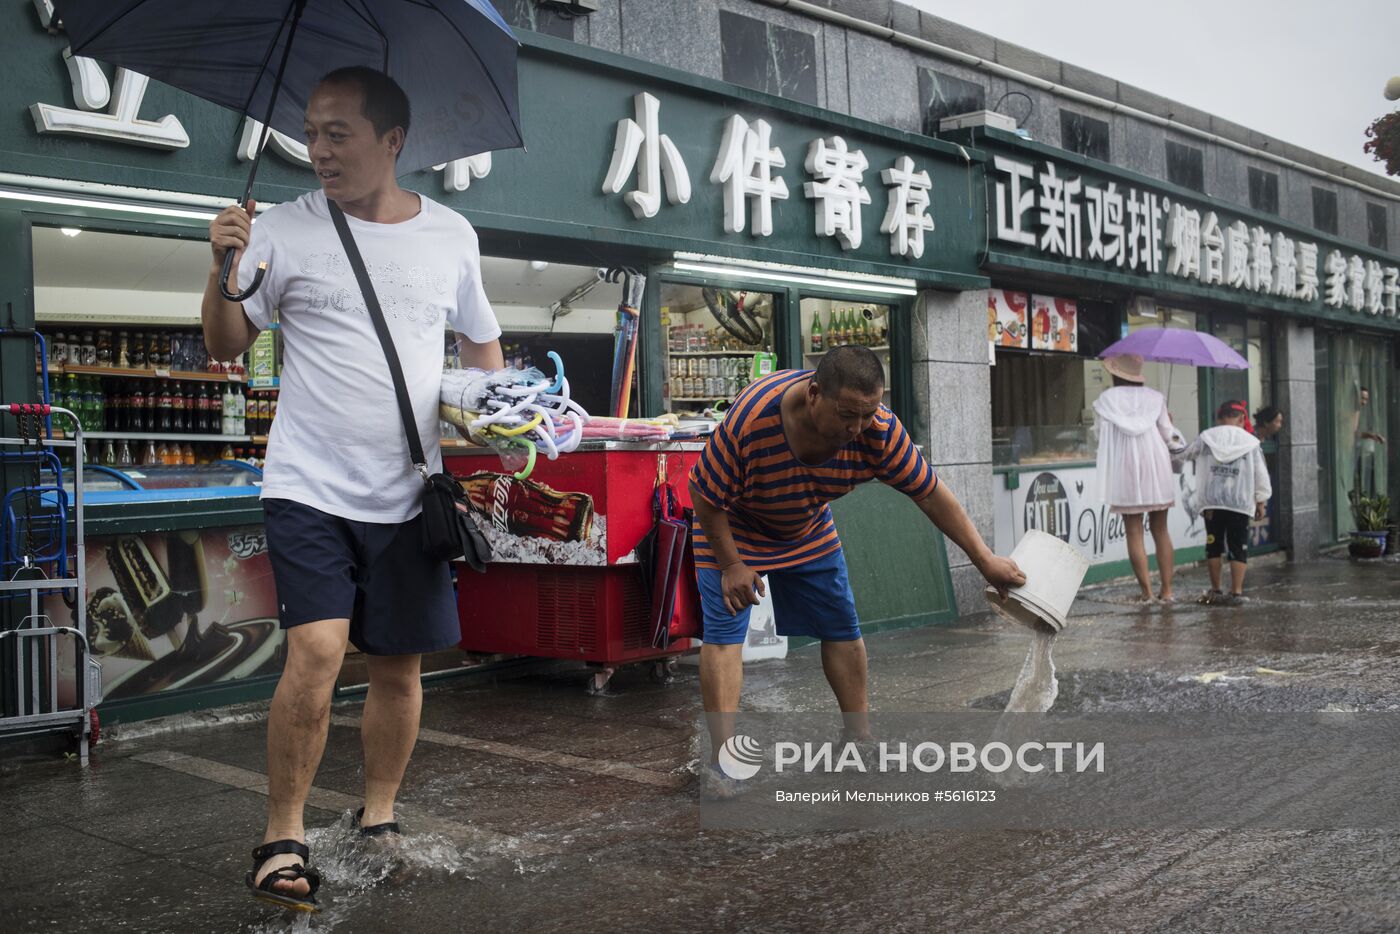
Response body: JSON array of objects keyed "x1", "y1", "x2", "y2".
[{"x1": 238, "y1": 189, "x2": 501, "y2": 523}]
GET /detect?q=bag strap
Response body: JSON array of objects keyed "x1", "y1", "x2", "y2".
[{"x1": 327, "y1": 199, "x2": 428, "y2": 480}]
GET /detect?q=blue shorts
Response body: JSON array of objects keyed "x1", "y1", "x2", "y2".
[
  {"x1": 262, "y1": 498, "x2": 460, "y2": 656},
  {"x1": 697, "y1": 548, "x2": 861, "y2": 645}
]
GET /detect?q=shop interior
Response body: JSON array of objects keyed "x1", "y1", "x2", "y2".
[
  {"x1": 29, "y1": 225, "x2": 621, "y2": 467},
  {"x1": 800, "y1": 298, "x2": 893, "y2": 404},
  {"x1": 989, "y1": 290, "x2": 1120, "y2": 466}
]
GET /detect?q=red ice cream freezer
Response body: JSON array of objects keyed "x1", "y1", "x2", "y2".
[{"x1": 444, "y1": 441, "x2": 705, "y2": 691}]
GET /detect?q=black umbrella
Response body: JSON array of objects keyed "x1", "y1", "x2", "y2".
[{"x1": 51, "y1": 0, "x2": 523, "y2": 301}]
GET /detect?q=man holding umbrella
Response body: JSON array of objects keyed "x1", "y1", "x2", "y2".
[
  {"x1": 51, "y1": 0, "x2": 524, "y2": 911},
  {"x1": 202, "y1": 67, "x2": 505, "y2": 910}
]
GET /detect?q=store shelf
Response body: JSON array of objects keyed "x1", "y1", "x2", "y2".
[
  {"x1": 40, "y1": 364, "x2": 245, "y2": 383},
  {"x1": 80, "y1": 431, "x2": 252, "y2": 443},
  {"x1": 804, "y1": 346, "x2": 890, "y2": 357},
  {"x1": 669, "y1": 351, "x2": 759, "y2": 357}
]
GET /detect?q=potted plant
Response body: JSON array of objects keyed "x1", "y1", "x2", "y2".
[{"x1": 1348, "y1": 491, "x2": 1390, "y2": 558}]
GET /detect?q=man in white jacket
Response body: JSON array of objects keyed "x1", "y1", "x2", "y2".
[{"x1": 1182, "y1": 401, "x2": 1272, "y2": 606}]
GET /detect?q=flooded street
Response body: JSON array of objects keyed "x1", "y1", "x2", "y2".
[{"x1": 4, "y1": 555, "x2": 1399, "y2": 933}]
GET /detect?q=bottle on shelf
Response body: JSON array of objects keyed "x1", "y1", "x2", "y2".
[
  {"x1": 104, "y1": 379, "x2": 119, "y2": 432},
  {"x1": 168, "y1": 382, "x2": 183, "y2": 432},
  {"x1": 207, "y1": 384, "x2": 221, "y2": 435},
  {"x1": 116, "y1": 330, "x2": 130, "y2": 368},
  {"x1": 144, "y1": 379, "x2": 158, "y2": 430},
  {"x1": 80, "y1": 378, "x2": 98, "y2": 433},
  {"x1": 234, "y1": 384, "x2": 247, "y2": 435},
  {"x1": 79, "y1": 331, "x2": 97, "y2": 367},
  {"x1": 156, "y1": 380, "x2": 173, "y2": 432},
  {"x1": 220, "y1": 383, "x2": 234, "y2": 436},
  {"x1": 219, "y1": 442, "x2": 235, "y2": 461},
  {"x1": 101, "y1": 440, "x2": 116, "y2": 466},
  {"x1": 130, "y1": 332, "x2": 146, "y2": 369},
  {"x1": 246, "y1": 391, "x2": 259, "y2": 435},
  {"x1": 810, "y1": 311, "x2": 824, "y2": 353},
  {"x1": 127, "y1": 382, "x2": 144, "y2": 432},
  {"x1": 116, "y1": 439, "x2": 134, "y2": 467},
  {"x1": 181, "y1": 443, "x2": 195, "y2": 466},
  {"x1": 142, "y1": 440, "x2": 159, "y2": 466}
]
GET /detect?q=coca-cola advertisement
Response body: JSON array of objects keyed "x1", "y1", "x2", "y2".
[
  {"x1": 44, "y1": 525, "x2": 283, "y2": 702},
  {"x1": 462, "y1": 471, "x2": 607, "y2": 566}
]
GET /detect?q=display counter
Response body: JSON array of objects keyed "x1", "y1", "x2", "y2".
[{"x1": 44, "y1": 461, "x2": 281, "y2": 719}]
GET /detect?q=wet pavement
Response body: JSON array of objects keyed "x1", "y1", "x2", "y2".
[{"x1": 3, "y1": 554, "x2": 1400, "y2": 932}]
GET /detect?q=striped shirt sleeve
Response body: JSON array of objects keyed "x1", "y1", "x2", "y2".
[
  {"x1": 873, "y1": 413, "x2": 938, "y2": 500},
  {"x1": 690, "y1": 408, "x2": 746, "y2": 509}
]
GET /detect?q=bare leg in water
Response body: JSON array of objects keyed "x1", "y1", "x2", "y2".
[
  {"x1": 1149, "y1": 508, "x2": 1175, "y2": 602},
  {"x1": 1122, "y1": 513, "x2": 1153, "y2": 601}
]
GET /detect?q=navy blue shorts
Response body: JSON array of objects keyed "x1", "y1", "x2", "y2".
[
  {"x1": 262, "y1": 498, "x2": 459, "y2": 656},
  {"x1": 697, "y1": 548, "x2": 861, "y2": 645}
]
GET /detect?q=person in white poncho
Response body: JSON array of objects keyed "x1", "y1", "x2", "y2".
[
  {"x1": 1092, "y1": 354, "x2": 1178, "y2": 604},
  {"x1": 1181, "y1": 400, "x2": 1272, "y2": 606}
]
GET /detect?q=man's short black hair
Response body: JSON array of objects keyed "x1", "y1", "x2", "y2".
[
  {"x1": 813, "y1": 345, "x2": 885, "y2": 396},
  {"x1": 318, "y1": 66, "x2": 411, "y2": 153}
]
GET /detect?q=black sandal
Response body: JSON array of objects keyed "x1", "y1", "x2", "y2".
[
  {"x1": 354, "y1": 806, "x2": 401, "y2": 838},
  {"x1": 246, "y1": 839, "x2": 321, "y2": 912}
]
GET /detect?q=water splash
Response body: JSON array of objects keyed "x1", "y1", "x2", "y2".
[
  {"x1": 303, "y1": 811, "x2": 471, "y2": 894},
  {"x1": 1004, "y1": 627, "x2": 1059, "y2": 713}
]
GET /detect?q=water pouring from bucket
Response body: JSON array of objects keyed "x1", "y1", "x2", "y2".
[{"x1": 984, "y1": 529, "x2": 1090, "y2": 634}]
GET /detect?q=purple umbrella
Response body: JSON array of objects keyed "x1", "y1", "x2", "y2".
[{"x1": 1100, "y1": 327, "x2": 1249, "y2": 369}]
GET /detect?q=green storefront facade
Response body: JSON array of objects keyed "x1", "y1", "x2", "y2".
[
  {"x1": 6, "y1": 5, "x2": 1399, "y2": 721},
  {"x1": 955, "y1": 125, "x2": 1400, "y2": 583},
  {"x1": 1, "y1": 10, "x2": 986, "y2": 720}
]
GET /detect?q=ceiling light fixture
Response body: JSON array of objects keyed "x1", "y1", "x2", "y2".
[
  {"x1": 670, "y1": 255, "x2": 919, "y2": 297},
  {"x1": 0, "y1": 189, "x2": 219, "y2": 222}
]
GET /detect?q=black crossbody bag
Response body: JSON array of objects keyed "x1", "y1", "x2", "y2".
[{"x1": 328, "y1": 200, "x2": 492, "y2": 571}]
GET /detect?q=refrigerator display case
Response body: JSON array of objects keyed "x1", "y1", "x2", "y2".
[
  {"x1": 71, "y1": 462, "x2": 262, "y2": 505},
  {"x1": 43, "y1": 459, "x2": 280, "y2": 714}
]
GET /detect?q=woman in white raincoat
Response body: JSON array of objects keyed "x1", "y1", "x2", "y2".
[{"x1": 1092, "y1": 354, "x2": 1178, "y2": 603}]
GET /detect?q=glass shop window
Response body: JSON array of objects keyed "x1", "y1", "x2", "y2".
[
  {"x1": 989, "y1": 290, "x2": 1120, "y2": 466},
  {"x1": 660, "y1": 282, "x2": 778, "y2": 416}
]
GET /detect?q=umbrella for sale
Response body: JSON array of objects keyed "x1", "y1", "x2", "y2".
[
  {"x1": 633, "y1": 454, "x2": 689, "y2": 650},
  {"x1": 51, "y1": 0, "x2": 523, "y2": 301},
  {"x1": 606, "y1": 267, "x2": 646, "y2": 419},
  {"x1": 1100, "y1": 327, "x2": 1249, "y2": 369}
]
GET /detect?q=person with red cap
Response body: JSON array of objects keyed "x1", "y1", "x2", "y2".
[{"x1": 1180, "y1": 400, "x2": 1273, "y2": 606}]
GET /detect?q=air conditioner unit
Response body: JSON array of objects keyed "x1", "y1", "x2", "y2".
[
  {"x1": 539, "y1": 0, "x2": 601, "y2": 12},
  {"x1": 938, "y1": 110, "x2": 1018, "y2": 133}
]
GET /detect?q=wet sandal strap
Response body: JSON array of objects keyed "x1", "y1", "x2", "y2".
[
  {"x1": 251, "y1": 838, "x2": 310, "y2": 865},
  {"x1": 251, "y1": 863, "x2": 321, "y2": 896},
  {"x1": 355, "y1": 806, "x2": 401, "y2": 837}
]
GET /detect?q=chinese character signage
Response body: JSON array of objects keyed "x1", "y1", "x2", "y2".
[
  {"x1": 6, "y1": 8, "x2": 983, "y2": 285},
  {"x1": 985, "y1": 138, "x2": 1400, "y2": 322}
]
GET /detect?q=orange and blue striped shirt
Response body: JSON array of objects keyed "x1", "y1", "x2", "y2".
[{"x1": 690, "y1": 370, "x2": 938, "y2": 572}]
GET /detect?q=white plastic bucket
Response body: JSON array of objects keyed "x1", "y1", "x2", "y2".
[{"x1": 984, "y1": 529, "x2": 1089, "y2": 633}]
